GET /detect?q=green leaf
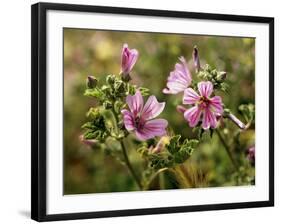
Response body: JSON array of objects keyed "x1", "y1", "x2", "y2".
[
  {"x1": 187, "y1": 139, "x2": 199, "y2": 148},
  {"x1": 174, "y1": 146, "x2": 192, "y2": 163},
  {"x1": 138, "y1": 87, "x2": 150, "y2": 96},
  {"x1": 239, "y1": 104, "x2": 255, "y2": 123},
  {"x1": 167, "y1": 135, "x2": 181, "y2": 154},
  {"x1": 82, "y1": 108, "x2": 109, "y2": 142},
  {"x1": 127, "y1": 84, "x2": 137, "y2": 95},
  {"x1": 84, "y1": 88, "x2": 105, "y2": 101}
]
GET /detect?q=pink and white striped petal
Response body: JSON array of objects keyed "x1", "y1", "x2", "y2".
[
  {"x1": 209, "y1": 96, "x2": 223, "y2": 114},
  {"x1": 183, "y1": 88, "x2": 201, "y2": 105},
  {"x1": 126, "y1": 90, "x2": 143, "y2": 116},
  {"x1": 141, "y1": 96, "x2": 165, "y2": 120},
  {"x1": 184, "y1": 106, "x2": 202, "y2": 127},
  {"x1": 121, "y1": 109, "x2": 135, "y2": 131},
  {"x1": 162, "y1": 57, "x2": 192, "y2": 94},
  {"x1": 135, "y1": 119, "x2": 168, "y2": 140},
  {"x1": 198, "y1": 81, "x2": 213, "y2": 98},
  {"x1": 202, "y1": 108, "x2": 217, "y2": 130}
]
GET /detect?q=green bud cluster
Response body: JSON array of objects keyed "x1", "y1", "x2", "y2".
[
  {"x1": 82, "y1": 74, "x2": 150, "y2": 144},
  {"x1": 84, "y1": 74, "x2": 150, "y2": 106},
  {"x1": 197, "y1": 64, "x2": 228, "y2": 92}
]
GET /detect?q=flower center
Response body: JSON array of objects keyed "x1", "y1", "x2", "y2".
[
  {"x1": 198, "y1": 96, "x2": 210, "y2": 109},
  {"x1": 135, "y1": 116, "x2": 145, "y2": 129}
]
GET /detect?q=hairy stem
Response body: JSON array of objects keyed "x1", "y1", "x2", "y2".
[
  {"x1": 216, "y1": 129, "x2": 239, "y2": 172},
  {"x1": 120, "y1": 139, "x2": 142, "y2": 190},
  {"x1": 110, "y1": 107, "x2": 142, "y2": 189}
]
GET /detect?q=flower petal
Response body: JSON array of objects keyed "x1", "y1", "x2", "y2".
[
  {"x1": 126, "y1": 90, "x2": 143, "y2": 116},
  {"x1": 162, "y1": 57, "x2": 192, "y2": 94},
  {"x1": 198, "y1": 81, "x2": 213, "y2": 98},
  {"x1": 121, "y1": 109, "x2": 135, "y2": 131},
  {"x1": 135, "y1": 130, "x2": 153, "y2": 141},
  {"x1": 209, "y1": 96, "x2": 223, "y2": 114},
  {"x1": 127, "y1": 49, "x2": 138, "y2": 72},
  {"x1": 163, "y1": 87, "x2": 177, "y2": 94},
  {"x1": 177, "y1": 56, "x2": 192, "y2": 83},
  {"x1": 141, "y1": 96, "x2": 165, "y2": 120},
  {"x1": 176, "y1": 105, "x2": 187, "y2": 114},
  {"x1": 184, "y1": 106, "x2": 202, "y2": 127},
  {"x1": 135, "y1": 119, "x2": 168, "y2": 140},
  {"x1": 167, "y1": 78, "x2": 188, "y2": 89},
  {"x1": 121, "y1": 44, "x2": 129, "y2": 72},
  {"x1": 202, "y1": 108, "x2": 217, "y2": 129},
  {"x1": 183, "y1": 88, "x2": 200, "y2": 105}
]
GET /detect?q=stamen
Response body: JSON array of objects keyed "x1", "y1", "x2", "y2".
[
  {"x1": 135, "y1": 116, "x2": 144, "y2": 129},
  {"x1": 198, "y1": 96, "x2": 210, "y2": 109}
]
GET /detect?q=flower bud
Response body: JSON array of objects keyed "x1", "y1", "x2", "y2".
[
  {"x1": 192, "y1": 46, "x2": 201, "y2": 72},
  {"x1": 176, "y1": 105, "x2": 187, "y2": 114},
  {"x1": 217, "y1": 71, "x2": 227, "y2": 82},
  {"x1": 226, "y1": 112, "x2": 246, "y2": 130},
  {"x1": 106, "y1": 75, "x2": 115, "y2": 86},
  {"x1": 101, "y1": 85, "x2": 112, "y2": 97},
  {"x1": 103, "y1": 101, "x2": 113, "y2": 109},
  {"x1": 79, "y1": 135, "x2": 99, "y2": 147},
  {"x1": 121, "y1": 73, "x2": 132, "y2": 82},
  {"x1": 120, "y1": 43, "x2": 138, "y2": 81},
  {"x1": 114, "y1": 80, "x2": 126, "y2": 94},
  {"x1": 151, "y1": 136, "x2": 170, "y2": 153},
  {"x1": 87, "y1": 75, "x2": 97, "y2": 88}
]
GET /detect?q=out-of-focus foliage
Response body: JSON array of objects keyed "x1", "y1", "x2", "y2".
[{"x1": 64, "y1": 28, "x2": 255, "y2": 194}]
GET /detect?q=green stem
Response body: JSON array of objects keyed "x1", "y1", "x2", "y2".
[
  {"x1": 111, "y1": 107, "x2": 119, "y2": 132},
  {"x1": 144, "y1": 168, "x2": 168, "y2": 190},
  {"x1": 110, "y1": 107, "x2": 142, "y2": 189},
  {"x1": 120, "y1": 139, "x2": 142, "y2": 190},
  {"x1": 216, "y1": 129, "x2": 239, "y2": 172},
  {"x1": 159, "y1": 172, "x2": 165, "y2": 190}
]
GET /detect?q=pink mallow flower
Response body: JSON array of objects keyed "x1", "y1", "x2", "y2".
[
  {"x1": 163, "y1": 57, "x2": 192, "y2": 94},
  {"x1": 120, "y1": 43, "x2": 139, "y2": 77},
  {"x1": 121, "y1": 90, "x2": 168, "y2": 141},
  {"x1": 182, "y1": 81, "x2": 223, "y2": 130}
]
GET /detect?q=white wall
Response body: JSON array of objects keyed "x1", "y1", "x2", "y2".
[{"x1": 0, "y1": 0, "x2": 279, "y2": 223}]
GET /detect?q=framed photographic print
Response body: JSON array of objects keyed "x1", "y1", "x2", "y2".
[{"x1": 31, "y1": 2, "x2": 274, "y2": 222}]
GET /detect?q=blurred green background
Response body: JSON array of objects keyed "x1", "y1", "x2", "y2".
[{"x1": 63, "y1": 28, "x2": 255, "y2": 194}]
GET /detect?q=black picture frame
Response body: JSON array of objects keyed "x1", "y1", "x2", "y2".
[{"x1": 31, "y1": 2, "x2": 274, "y2": 222}]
